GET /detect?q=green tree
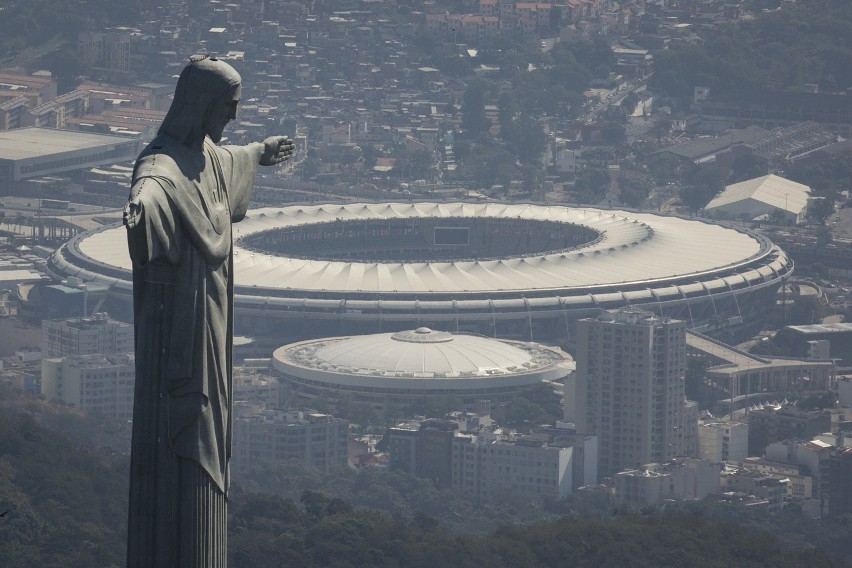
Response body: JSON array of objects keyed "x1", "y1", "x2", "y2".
[
  {"x1": 554, "y1": 39, "x2": 614, "y2": 79},
  {"x1": 429, "y1": 48, "x2": 472, "y2": 78},
  {"x1": 393, "y1": 148, "x2": 435, "y2": 180},
  {"x1": 549, "y1": 5, "x2": 562, "y2": 32},
  {"x1": 652, "y1": 115, "x2": 672, "y2": 141},
  {"x1": 497, "y1": 90, "x2": 519, "y2": 129},
  {"x1": 582, "y1": 147, "x2": 615, "y2": 167},
  {"x1": 573, "y1": 167, "x2": 609, "y2": 204},
  {"x1": 650, "y1": 45, "x2": 717, "y2": 107},
  {"x1": 809, "y1": 196, "x2": 836, "y2": 224},
  {"x1": 501, "y1": 114, "x2": 548, "y2": 165},
  {"x1": 360, "y1": 144, "x2": 379, "y2": 171},
  {"x1": 301, "y1": 157, "x2": 321, "y2": 180},
  {"x1": 457, "y1": 145, "x2": 517, "y2": 189},
  {"x1": 816, "y1": 225, "x2": 833, "y2": 247},
  {"x1": 622, "y1": 92, "x2": 640, "y2": 115},
  {"x1": 461, "y1": 79, "x2": 491, "y2": 136},
  {"x1": 349, "y1": 403, "x2": 380, "y2": 434},
  {"x1": 619, "y1": 175, "x2": 652, "y2": 208},
  {"x1": 42, "y1": 50, "x2": 86, "y2": 94},
  {"x1": 680, "y1": 164, "x2": 729, "y2": 212},
  {"x1": 728, "y1": 154, "x2": 768, "y2": 184},
  {"x1": 685, "y1": 357, "x2": 710, "y2": 403},
  {"x1": 521, "y1": 164, "x2": 544, "y2": 196},
  {"x1": 601, "y1": 122, "x2": 626, "y2": 146},
  {"x1": 789, "y1": 296, "x2": 825, "y2": 325},
  {"x1": 768, "y1": 208, "x2": 787, "y2": 225}
]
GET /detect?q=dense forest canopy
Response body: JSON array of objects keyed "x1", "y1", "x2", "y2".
[
  {"x1": 652, "y1": 0, "x2": 852, "y2": 106},
  {"x1": 0, "y1": 0, "x2": 143, "y2": 67},
  {"x1": 1, "y1": 402, "x2": 851, "y2": 567},
  {"x1": 230, "y1": 495, "x2": 848, "y2": 568}
]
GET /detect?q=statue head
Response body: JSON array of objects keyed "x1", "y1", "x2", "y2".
[{"x1": 158, "y1": 55, "x2": 242, "y2": 146}]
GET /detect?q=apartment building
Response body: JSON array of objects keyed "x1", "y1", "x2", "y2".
[
  {"x1": 389, "y1": 418, "x2": 597, "y2": 501},
  {"x1": 42, "y1": 313, "x2": 133, "y2": 358},
  {"x1": 698, "y1": 420, "x2": 749, "y2": 463},
  {"x1": 575, "y1": 308, "x2": 697, "y2": 476},
  {"x1": 232, "y1": 409, "x2": 349, "y2": 473},
  {"x1": 41, "y1": 353, "x2": 135, "y2": 418}
]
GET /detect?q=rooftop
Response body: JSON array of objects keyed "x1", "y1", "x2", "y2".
[
  {"x1": 76, "y1": 203, "x2": 772, "y2": 295},
  {"x1": 707, "y1": 174, "x2": 811, "y2": 214},
  {"x1": 786, "y1": 322, "x2": 852, "y2": 334},
  {"x1": 279, "y1": 328, "x2": 566, "y2": 378},
  {"x1": 656, "y1": 127, "x2": 768, "y2": 161},
  {"x1": 0, "y1": 128, "x2": 136, "y2": 161}
]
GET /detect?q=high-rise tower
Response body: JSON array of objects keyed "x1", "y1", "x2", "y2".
[{"x1": 575, "y1": 308, "x2": 697, "y2": 476}]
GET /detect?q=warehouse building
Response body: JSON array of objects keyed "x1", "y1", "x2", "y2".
[{"x1": 0, "y1": 127, "x2": 140, "y2": 194}]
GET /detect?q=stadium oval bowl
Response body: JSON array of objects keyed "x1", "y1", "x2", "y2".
[{"x1": 48, "y1": 202, "x2": 792, "y2": 340}]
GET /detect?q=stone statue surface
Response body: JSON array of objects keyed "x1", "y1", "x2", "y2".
[{"x1": 124, "y1": 55, "x2": 294, "y2": 567}]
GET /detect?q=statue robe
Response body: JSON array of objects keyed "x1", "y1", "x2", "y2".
[{"x1": 126, "y1": 134, "x2": 255, "y2": 567}]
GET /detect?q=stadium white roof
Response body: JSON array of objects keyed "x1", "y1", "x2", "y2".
[
  {"x1": 312, "y1": 327, "x2": 535, "y2": 376},
  {"x1": 75, "y1": 202, "x2": 767, "y2": 294},
  {"x1": 706, "y1": 175, "x2": 811, "y2": 215}
]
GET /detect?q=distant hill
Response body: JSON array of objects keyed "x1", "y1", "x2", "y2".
[
  {"x1": 0, "y1": 403, "x2": 128, "y2": 566},
  {"x1": 0, "y1": 0, "x2": 143, "y2": 68},
  {"x1": 229, "y1": 491, "x2": 849, "y2": 567},
  {"x1": 652, "y1": 0, "x2": 852, "y2": 107},
  {"x1": 0, "y1": 400, "x2": 849, "y2": 567}
]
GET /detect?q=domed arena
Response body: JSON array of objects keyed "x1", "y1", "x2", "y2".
[
  {"x1": 48, "y1": 201, "x2": 792, "y2": 341},
  {"x1": 272, "y1": 327, "x2": 573, "y2": 409}
]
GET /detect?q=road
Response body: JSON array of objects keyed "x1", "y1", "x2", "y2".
[{"x1": 579, "y1": 79, "x2": 647, "y2": 123}]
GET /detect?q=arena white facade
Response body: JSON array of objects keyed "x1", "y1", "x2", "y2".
[
  {"x1": 48, "y1": 201, "x2": 792, "y2": 340},
  {"x1": 273, "y1": 327, "x2": 572, "y2": 408}
]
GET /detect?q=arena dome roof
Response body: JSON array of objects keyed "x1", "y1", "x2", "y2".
[
  {"x1": 273, "y1": 329, "x2": 572, "y2": 395},
  {"x1": 311, "y1": 327, "x2": 537, "y2": 376}
]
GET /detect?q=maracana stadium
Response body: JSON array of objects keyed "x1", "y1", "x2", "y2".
[{"x1": 47, "y1": 201, "x2": 792, "y2": 341}]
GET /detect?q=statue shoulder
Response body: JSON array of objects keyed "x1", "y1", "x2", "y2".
[
  {"x1": 133, "y1": 135, "x2": 208, "y2": 183},
  {"x1": 130, "y1": 140, "x2": 181, "y2": 209},
  {"x1": 134, "y1": 139, "x2": 183, "y2": 181}
]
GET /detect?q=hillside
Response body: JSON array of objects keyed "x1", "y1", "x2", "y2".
[
  {"x1": 0, "y1": 401, "x2": 848, "y2": 567},
  {"x1": 0, "y1": 0, "x2": 143, "y2": 69}
]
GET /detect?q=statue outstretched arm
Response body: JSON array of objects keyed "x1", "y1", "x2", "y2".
[
  {"x1": 257, "y1": 136, "x2": 295, "y2": 166},
  {"x1": 222, "y1": 136, "x2": 295, "y2": 221}
]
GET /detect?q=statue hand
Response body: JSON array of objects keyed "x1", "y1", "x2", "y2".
[
  {"x1": 123, "y1": 196, "x2": 143, "y2": 229},
  {"x1": 260, "y1": 136, "x2": 295, "y2": 166}
]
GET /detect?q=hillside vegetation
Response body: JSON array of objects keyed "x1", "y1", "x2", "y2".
[
  {"x1": 0, "y1": 402, "x2": 849, "y2": 567},
  {"x1": 652, "y1": 0, "x2": 852, "y2": 106},
  {"x1": 0, "y1": 0, "x2": 142, "y2": 67}
]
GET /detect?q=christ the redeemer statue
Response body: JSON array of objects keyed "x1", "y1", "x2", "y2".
[{"x1": 124, "y1": 55, "x2": 294, "y2": 567}]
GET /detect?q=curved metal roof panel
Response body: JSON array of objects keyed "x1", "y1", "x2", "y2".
[
  {"x1": 75, "y1": 203, "x2": 769, "y2": 296},
  {"x1": 273, "y1": 329, "x2": 572, "y2": 387}
]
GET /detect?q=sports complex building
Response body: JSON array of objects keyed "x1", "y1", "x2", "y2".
[
  {"x1": 273, "y1": 327, "x2": 572, "y2": 410},
  {"x1": 47, "y1": 202, "x2": 792, "y2": 341}
]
